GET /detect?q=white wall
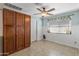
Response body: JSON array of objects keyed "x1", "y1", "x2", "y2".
[
  {"x1": 0, "y1": 10, "x2": 3, "y2": 36},
  {"x1": 0, "y1": 4, "x2": 3, "y2": 56},
  {"x1": 37, "y1": 18, "x2": 42, "y2": 41},
  {"x1": 0, "y1": 4, "x2": 3, "y2": 36},
  {"x1": 43, "y1": 10, "x2": 79, "y2": 49},
  {"x1": 31, "y1": 16, "x2": 42, "y2": 42}
]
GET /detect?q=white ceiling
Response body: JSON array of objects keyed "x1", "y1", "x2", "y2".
[{"x1": 12, "y1": 3, "x2": 79, "y2": 16}]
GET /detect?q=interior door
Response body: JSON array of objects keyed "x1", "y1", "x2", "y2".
[
  {"x1": 24, "y1": 15, "x2": 31, "y2": 47},
  {"x1": 16, "y1": 13, "x2": 25, "y2": 50},
  {"x1": 3, "y1": 9, "x2": 16, "y2": 55}
]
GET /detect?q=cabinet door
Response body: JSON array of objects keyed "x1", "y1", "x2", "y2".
[
  {"x1": 3, "y1": 26, "x2": 15, "y2": 55},
  {"x1": 24, "y1": 15, "x2": 31, "y2": 47},
  {"x1": 3, "y1": 9, "x2": 16, "y2": 55},
  {"x1": 16, "y1": 13, "x2": 25, "y2": 50},
  {"x1": 3, "y1": 9, "x2": 15, "y2": 26}
]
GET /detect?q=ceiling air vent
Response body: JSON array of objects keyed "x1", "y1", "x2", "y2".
[
  {"x1": 4, "y1": 3, "x2": 22, "y2": 10},
  {"x1": 34, "y1": 3, "x2": 43, "y2": 6}
]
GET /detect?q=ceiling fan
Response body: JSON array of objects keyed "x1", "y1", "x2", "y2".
[{"x1": 33, "y1": 7, "x2": 55, "y2": 16}]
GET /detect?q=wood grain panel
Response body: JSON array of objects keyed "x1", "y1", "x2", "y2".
[
  {"x1": 24, "y1": 15, "x2": 31, "y2": 47},
  {"x1": 3, "y1": 9, "x2": 16, "y2": 55},
  {"x1": 3, "y1": 9, "x2": 15, "y2": 26},
  {"x1": 3, "y1": 8, "x2": 31, "y2": 56},
  {"x1": 16, "y1": 13, "x2": 25, "y2": 50}
]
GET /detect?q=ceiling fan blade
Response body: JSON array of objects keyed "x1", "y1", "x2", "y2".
[
  {"x1": 33, "y1": 13, "x2": 41, "y2": 15},
  {"x1": 47, "y1": 13, "x2": 54, "y2": 15},
  {"x1": 47, "y1": 8, "x2": 55, "y2": 12},
  {"x1": 37, "y1": 8, "x2": 43, "y2": 12}
]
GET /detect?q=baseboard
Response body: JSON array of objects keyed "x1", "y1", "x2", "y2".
[{"x1": 46, "y1": 39, "x2": 79, "y2": 49}]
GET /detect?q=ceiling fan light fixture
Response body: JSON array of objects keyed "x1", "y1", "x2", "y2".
[
  {"x1": 34, "y1": 7, "x2": 55, "y2": 16},
  {"x1": 41, "y1": 12, "x2": 48, "y2": 16}
]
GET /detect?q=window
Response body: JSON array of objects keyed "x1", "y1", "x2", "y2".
[{"x1": 47, "y1": 21, "x2": 71, "y2": 34}]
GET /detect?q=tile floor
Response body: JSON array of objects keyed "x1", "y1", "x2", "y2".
[{"x1": 10, "y1": 40, "x2": 79, "y2": 56}]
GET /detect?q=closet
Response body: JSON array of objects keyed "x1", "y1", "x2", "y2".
[
  {"x1": 16, "y1": 12, "x2": 25, "y2": 50},
  {"x1": 3, "y1": 8, "x2": 31, "y2": 56}
]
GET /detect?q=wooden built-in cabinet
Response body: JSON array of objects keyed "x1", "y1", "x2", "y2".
[
  {"x1": 3, "y1": 9, "x2": 16, "y2": 55},
  {"x1": 3, "y1": 8, "x2": 31, "y2": 56},
  {"x1": 16, "y1": 13, "x2": 25, "y2": 50},
  {"x1": 24, "y1": 15, "x2": 31, "y2": 47}
]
